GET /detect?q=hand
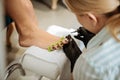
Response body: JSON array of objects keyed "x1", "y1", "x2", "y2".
[{"x1": 63, "y1": 35, "x2": 82, "y2": 72}]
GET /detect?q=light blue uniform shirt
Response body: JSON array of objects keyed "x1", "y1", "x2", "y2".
[{"x1": 73, "y1": 27, "x2": 120, "y2": 80}]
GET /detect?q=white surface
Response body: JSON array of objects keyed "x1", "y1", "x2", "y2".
[{"x1": 20, "y1": 46, "x2": 70, "y2": 80}]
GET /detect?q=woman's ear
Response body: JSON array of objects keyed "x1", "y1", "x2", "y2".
[{"x1": 87, "y1": 12, "x2": 97, "y2": 27}]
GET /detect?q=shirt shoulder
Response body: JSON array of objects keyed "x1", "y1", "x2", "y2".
[{"x1": 73, "y1": 28, "x2": 120, "y2": 80}]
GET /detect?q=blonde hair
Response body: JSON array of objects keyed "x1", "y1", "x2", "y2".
[{"x1": 65, "y1": 0, "x2": 120, "y2": 41}]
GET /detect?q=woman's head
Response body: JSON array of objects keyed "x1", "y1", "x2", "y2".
[
  {"x1": 64, "y1": 0, "x2": 120, "y2": 41},
  {"x1": 64, "y1": 0, "x2": 119, "y2": 14}
]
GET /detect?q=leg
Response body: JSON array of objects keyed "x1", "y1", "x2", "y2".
[
  {"x1": 6, "y1": 22, "x2": 15, "y2": 47},
  {"x1": 5, "y1": 0, "x2": 62, "y2": 49}
]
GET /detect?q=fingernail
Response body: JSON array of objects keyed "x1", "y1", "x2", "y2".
[{"x1": 63, "y1": 38, "x2": 69, "y2": 43}]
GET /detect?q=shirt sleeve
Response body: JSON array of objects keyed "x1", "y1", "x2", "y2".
[{"x1": 73, "y1": 55, "x2": 101, "y2": 80}]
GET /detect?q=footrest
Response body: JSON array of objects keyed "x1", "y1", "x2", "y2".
[{"x1": 20, "y1": 46, "x2": 68, "y2": 80}]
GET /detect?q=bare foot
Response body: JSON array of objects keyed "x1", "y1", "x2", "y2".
[{"x1": 19, "y1": 29, "x2": 68, "y2": 50}]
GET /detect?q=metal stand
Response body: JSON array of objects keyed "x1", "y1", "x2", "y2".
[{"x1": 4, "y1": 63, "x2": 26, "y2": 80}]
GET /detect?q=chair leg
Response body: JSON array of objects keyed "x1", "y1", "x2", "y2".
[{"x1": 51, "y1": 0, "x2": 58, "y2": 10}]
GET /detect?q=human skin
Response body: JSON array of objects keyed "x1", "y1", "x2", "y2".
[
  {"x1": 75, "y1": 12, "x2": 108, "y2": 34},
  {"x1": 5, "y1": 0, "x2": 68, "y2": 49}
]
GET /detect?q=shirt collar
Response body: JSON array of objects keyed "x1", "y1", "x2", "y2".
[{"x1": 87, "y1": 27, "x2": 111, "y2": 49}]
